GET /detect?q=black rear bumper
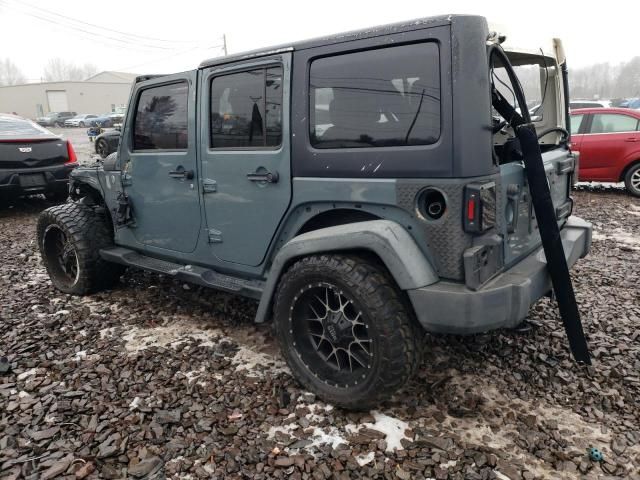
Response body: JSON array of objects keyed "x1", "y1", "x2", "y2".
[{"x1": 0, "y1": 163, "x2": 78, "y2": 197}]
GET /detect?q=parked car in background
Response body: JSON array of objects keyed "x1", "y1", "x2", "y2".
[
  {"x1": 64, "y1": 114, "x2": 98, "y2": 127},
  {"x1": 94, "y1": 129, "x2": 120, "y2": 158},
  {"x1": 570, "y1": 100, "x2": 610, "y2": 110},
  {"x1": 89, "y1": 114, "x2": 116, "y2": 128},
  {"x1": 620, "y1": 98, "x2": 640, "y2": 109},
  {"x1": 0, "y1": 114, "x2": 77, "y2": 202},
  {"x1": 571, "y1": 107, "x2": 640, "y2": 196},
  {"x1": 36, "y1": 111, "x2": 77, "y2": 127}
]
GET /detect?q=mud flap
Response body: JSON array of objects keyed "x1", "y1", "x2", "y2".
[{"x1": 515, "y1": 124, "x2": 590, "y2": 364}]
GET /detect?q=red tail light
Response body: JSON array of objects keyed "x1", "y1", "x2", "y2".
[
  {"x1": 66, "y1": 140, "x2": 77, "y2": 163},
  {"x1": 467, "y1": 197, "x2": 476, "y2": 221}
]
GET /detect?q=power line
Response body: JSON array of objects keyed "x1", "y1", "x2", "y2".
[
  {"x1": 7, "y1": 0, "x2": 203, "y2": 46},
  {"x1": 115, "y1": 44, "x2": 225, "y2": 72},
  {"x1": 0, "y1": 0, "x2": 176, "y2": 51}
]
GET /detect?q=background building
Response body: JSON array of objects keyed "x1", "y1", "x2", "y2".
[{"x1": 0, "y1": 71, "x2": 137, "y2": 119}]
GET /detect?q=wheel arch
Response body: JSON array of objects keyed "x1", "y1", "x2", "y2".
[
  {"x1": 255, "y1": 219, "x2": 439, "y2": 323},
  {"x1": 619, "y1": 158, "x2": 640, "y2": 182}
]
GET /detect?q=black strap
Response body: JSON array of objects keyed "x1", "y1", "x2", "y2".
[{"x1": 492, "y1": 86, "x2": 590, "y2": 364}]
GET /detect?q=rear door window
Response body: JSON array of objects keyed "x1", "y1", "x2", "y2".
[
  {"x1": 210, "y1": 66, "x2": 283, "y2": 148},
  {"x1": 309, "y1": 42, "x2": 440, "y2": 149},
  {"x1": 589, "y1": 113, "x2": 639, "y2": 134},
  {"x1": 133, "y1": 82, "x2": 189, "y2": 150}
]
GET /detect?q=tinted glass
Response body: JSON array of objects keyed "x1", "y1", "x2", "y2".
[
  {"x1": 0, "y1": 116, "x2": 51, "y2": 138},
  {"x1": 590, "y1": 114, "x2": 639, "y2": 134},
  {"x1": 210, "y1": 66, "x2": 283, "y2": 148},
  {"x1": 133, "y1": 82, "x2": 188, "y2": 150},
  {"x1": 570, "y1": 114, "x2": 584, "y2": 135},
  {"x1": 310, "y1": 42, "x2": 440, "y2": 149}
]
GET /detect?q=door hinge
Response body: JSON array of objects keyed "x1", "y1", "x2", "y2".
[
  {"x1": 207, "y1": 228, "x2": 223, "y2": 243},
  {"x1": 202, "y1": 178, "x2": 217, "y2": 193},
  {"x1": 121, "y1": 173, "x2": 133, "y2": 186}
]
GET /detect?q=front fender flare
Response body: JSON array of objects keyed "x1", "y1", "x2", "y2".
[{"x1": 255, "y1": 220, "x2": 438, "y2": 323}]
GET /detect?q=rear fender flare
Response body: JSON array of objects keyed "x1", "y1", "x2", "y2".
[{"x1": 254, "y1": 220, "x2": 439, "y2": 323}]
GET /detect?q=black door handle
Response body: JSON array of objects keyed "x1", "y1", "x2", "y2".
[
  {"x1": 247, "y1": 170, "x2": 279, "y2": 183},
  {"x1": 169, "y1": 166, "x2": 194, "y2": 180}
]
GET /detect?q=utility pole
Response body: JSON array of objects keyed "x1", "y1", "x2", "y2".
[{"x1": 222, "y1": 34, "x2": 228, "y2": 56}]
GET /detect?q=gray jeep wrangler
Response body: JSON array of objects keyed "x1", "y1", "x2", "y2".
[{"x1": 37, "y1": 15, "x2": 592, "y2": 409}]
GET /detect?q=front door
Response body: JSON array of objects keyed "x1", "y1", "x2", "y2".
[
  {"x1": 120, "y1": 72, "x2": 201, "y2": 253},
  {"x1": 199, "y1": 54, "x2": 292, "y2": 266}
]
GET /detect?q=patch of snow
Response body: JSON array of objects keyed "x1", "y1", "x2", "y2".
[
  {"x1": 53, "y1": 310, "x2": 70, "y2": 316},
  {"x1": 358, "y1": 411, "x2": 411, "y2": 452},
  {"x1": 17, "y1": 368, "x2": 37, "y2": 380},
  {"x1": 593, "y1": 229, "x2": 640, "y2": 250},
  {"x1": 74, "y1": 350, "x2": 87, "y2": 361},
  {"x1": 129, "y1": 396, "x2": 142, "y2": 410},
  {"x1": 356, "y1": 452, "x2": 375, "y2": 466},
  {"x1": 494, "y1": 472, "x2": 512, "y2": 480},
  {"x1": 232, "y1": 345, "x2": 288, "y2": 375},
  {"x1": 440, "y1": 460, "x2": 457, "y2": 469},
  {"x1": 308, "y1": 426, "x2": 350, "y2": 450}
]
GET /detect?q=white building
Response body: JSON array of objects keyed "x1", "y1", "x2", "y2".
[{"x1": 0, "y1": 71, "x2": 137, "y2": 119}]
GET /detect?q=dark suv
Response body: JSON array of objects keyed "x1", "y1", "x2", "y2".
[
  {"x1": 37, "y1": 15, "x2": 592, "y2": 408},
  {"x1": 36, "y1": 111, "x2": 77, "y2": 127}
]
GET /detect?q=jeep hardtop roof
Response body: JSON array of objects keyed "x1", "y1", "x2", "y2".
[{"x1": 198, "y1": 14, "x2": 466, "y2": 70}]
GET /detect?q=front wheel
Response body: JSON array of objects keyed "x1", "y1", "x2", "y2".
[
  {"x1": 37, "y1": 203, "x2": 125, "y2": 294},
  {"x1": 624, "y1": 163, "x2": 640, "y2": 197},
  {"x1": 79, "y1": 121, "x2": 85, "y2": 127},
  {"x1": 274, "y1": 254, "x2": 423, "y2": 410}
]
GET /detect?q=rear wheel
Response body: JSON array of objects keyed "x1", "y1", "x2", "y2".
[
  {"x1": 274, "y1": 254, "x2": 423, "y2": 410},
  {"x1": 96, "y1": 138, "x2": 110, "y2": 158},
  {"x1": 624, "y1": 163, "x2": 640, "y2": 197},
  {"x1": 37, "y1": 203, "x2": 125, "y2": 294}
]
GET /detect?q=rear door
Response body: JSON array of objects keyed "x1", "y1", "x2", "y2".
[
  {"x1": 199, "y1": 54, "x2": 291, "y2": 266},
  {"x1": 579, "y1": 112, "x2": 640, "y2": 180},
  {"x1": 119, "y1": 72, "x2": 201, "y2": 253}
]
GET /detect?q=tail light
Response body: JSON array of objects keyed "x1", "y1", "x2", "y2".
[
  {"x1": 66, "y1": 140, "x2": 77, "y2": 163},
  {"x1": 464, "y1": 182, "x2": 496, "y2": 233}
]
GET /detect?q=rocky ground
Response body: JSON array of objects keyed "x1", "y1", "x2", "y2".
[{"x1": 1, "y1": 185, "x2": 639, "y2": 480}]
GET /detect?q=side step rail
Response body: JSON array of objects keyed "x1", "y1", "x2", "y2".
[{"x1": 100, "y1": 247, "x2": 264, "y2": 299}]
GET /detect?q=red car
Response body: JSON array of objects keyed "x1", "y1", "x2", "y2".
[{"x1": 570, "y1": 108, "x2": 640, "y2": 197}]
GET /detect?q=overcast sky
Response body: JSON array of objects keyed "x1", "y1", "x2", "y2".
[{"x1": 1, "y1": 0, "x2": 637, "y2": 80}]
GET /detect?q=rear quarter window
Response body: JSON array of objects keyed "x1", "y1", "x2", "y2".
[{"x1": 309, "y1": 42, "x2": 440, "y2": 149}]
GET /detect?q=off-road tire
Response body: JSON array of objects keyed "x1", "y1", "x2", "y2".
[
  {"x1": 37, "y1": 202, "x2": 124, "y2": 295},
  {"x1": 96, "y1": 138, "x2": 110, "y2": 159},
  {"x1": 624, "y1": 162, "x2": 640, "y2": 198},
  {"x1": 273, "y1": 254, "x2": 423, "y2": 410}
]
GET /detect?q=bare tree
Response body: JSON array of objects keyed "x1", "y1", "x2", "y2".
[
  {"x1": 43, "y1": 58, "x2": 99, "y2": 81},
  {"x1": 0, "y1": 58, "x2": 26, "y2": 86}
]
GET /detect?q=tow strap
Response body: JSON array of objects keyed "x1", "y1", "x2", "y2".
[{"x1": 490, "y1": 48, "x2": 591, "y2": 364}]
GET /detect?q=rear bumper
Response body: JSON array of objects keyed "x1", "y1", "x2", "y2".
[
  {"x1": 0, "y1": 163, "x2": 77, "y2": 196},
  {"x1": 408, "y1": 216, "x2": 592, "y2": 334}
]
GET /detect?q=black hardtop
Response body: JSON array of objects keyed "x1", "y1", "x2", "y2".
[{"x1": 198, "y1": 14, "x2": 483, "y2": 70}]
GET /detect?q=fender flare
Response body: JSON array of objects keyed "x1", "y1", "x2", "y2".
[{"x1": 254, "y1": 220, "x2": 439, "y2": 323}]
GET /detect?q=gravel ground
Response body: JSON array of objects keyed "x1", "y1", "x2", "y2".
[{"x1": 1, "y1": 187, "x2": 639, "y2": 480}]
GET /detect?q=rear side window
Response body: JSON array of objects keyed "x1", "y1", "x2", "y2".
[
  {"x1": 590, "y1": 114, "x2": 639, "y2": 134},
  {"x1": 309, "y1": 42, "x2": 440, "y2": 149},
  {"x1": 570, "y1": 114, "x2": 584, "y2": 135},
  {"x1": 210, "y1": 66, "x2": 283, "y2": 148},
  {"x1": 133, "y1": 82, "x2": 188, "y2": 150}
]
